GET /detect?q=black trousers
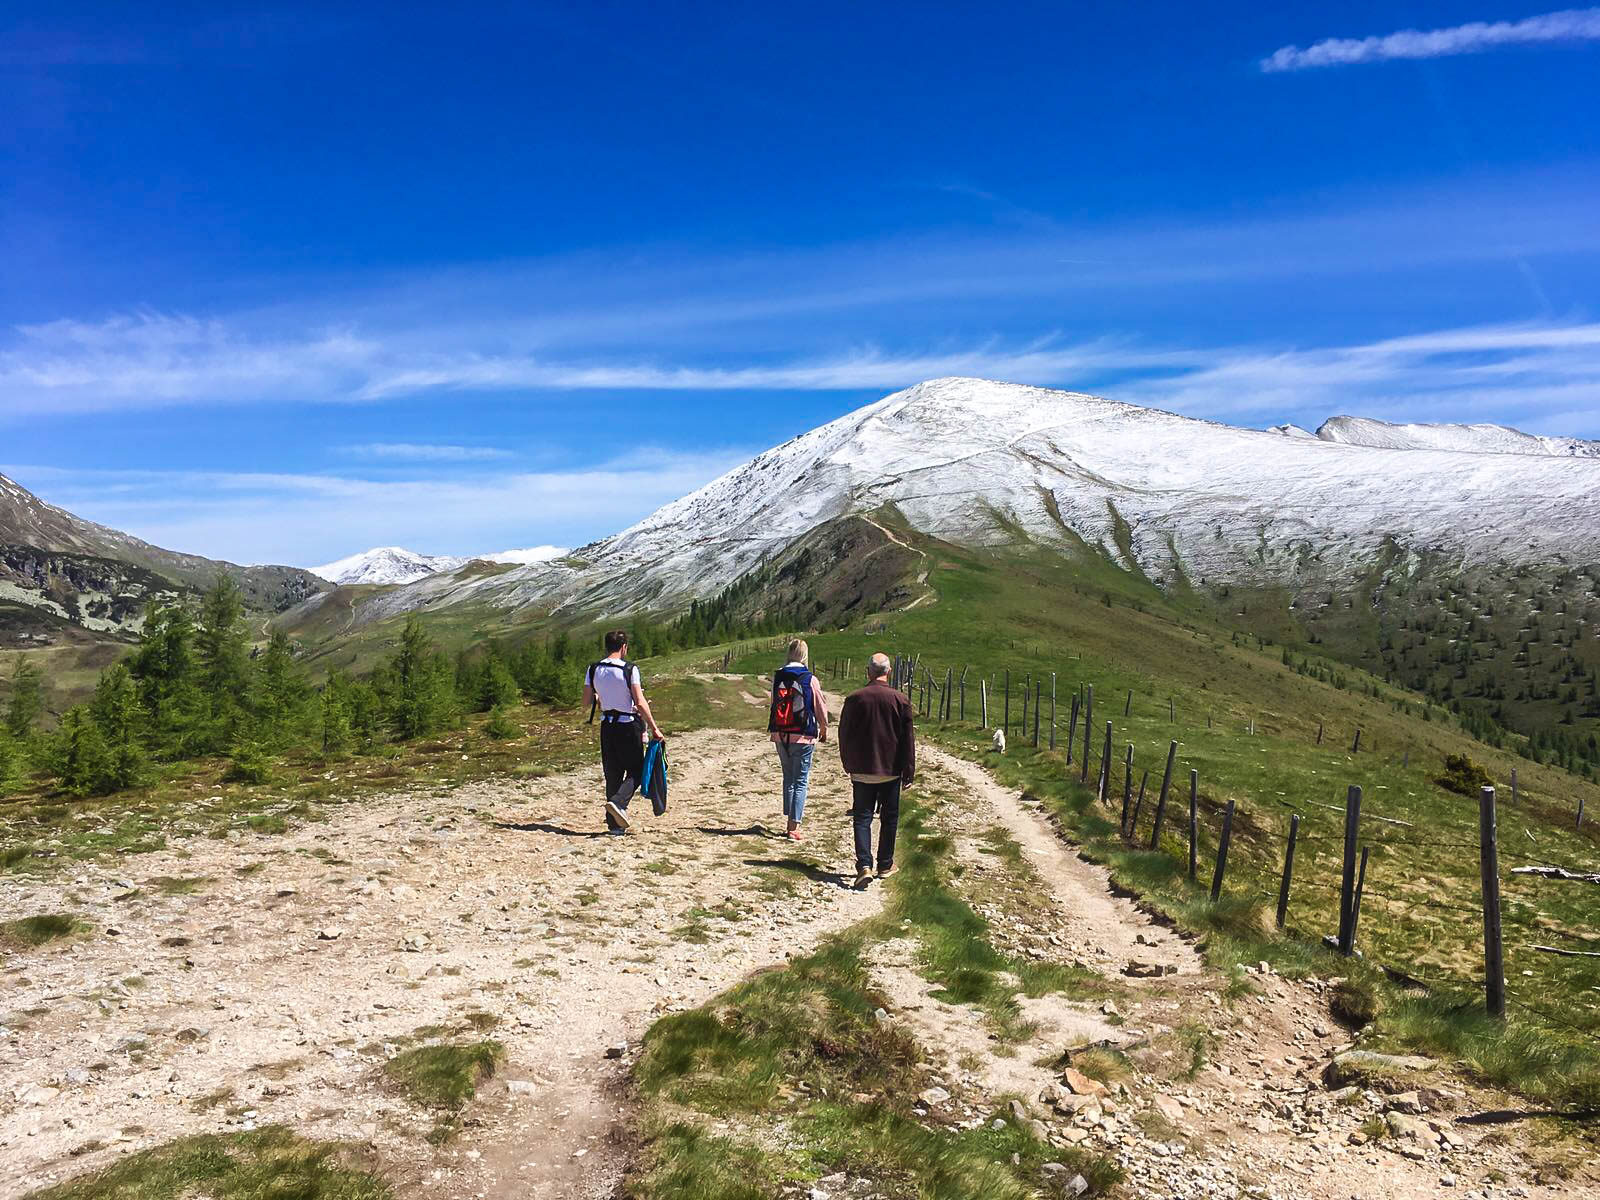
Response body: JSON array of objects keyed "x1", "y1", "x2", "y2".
[
  {"x1": 600, "y1": 719, "x2": 645, "y2": 828},
  {"x1": 851, "y1": 778, "x2": 902, "y2": 870}
]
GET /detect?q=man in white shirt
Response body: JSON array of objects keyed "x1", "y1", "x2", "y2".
[{"x1": 583, "y1": 629, "x2": 665, "y2": 834}]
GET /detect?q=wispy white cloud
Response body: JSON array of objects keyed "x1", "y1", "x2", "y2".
[
  {"x1": 1123, "y1": 321, "x2": 1600, "y2": 438},
  {"x1": 341, "y1": 442, "x2": 513, "y2": 461},
  {"x1": 1262, "y1": 7, "x2": 1600, "y2": 72},
  {"x1": 5, "y1": 447, "x2": 751, "y2": 568}
]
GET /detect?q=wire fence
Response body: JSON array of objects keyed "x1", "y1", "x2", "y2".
[{"x1": 877, "y1": 653, "x2": 1600, "y2": 1036}]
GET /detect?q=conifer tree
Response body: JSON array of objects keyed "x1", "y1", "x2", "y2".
[
  {"x1": 196, "y1": 576, "x2": 250, "y2": 751},
  {"x1": 5, "y1": 659, "x2": 44, "y2": 739},
  {"x1": 0, "y1": 726, "x2": 19, "y2": 796},
  {"x1": 90, "y1": 664, "x2": 147, "y2": 791},
  {"x1": 51, "y1": 707, "x2": 113, "y2": 797},
  {"x1": 258, "y1": 629, "x2": 310, "y2": 746}
]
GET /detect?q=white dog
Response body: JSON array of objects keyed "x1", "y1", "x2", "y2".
[{"x1": 992, "y1": 728, "x2": 1006, "y2": 754}]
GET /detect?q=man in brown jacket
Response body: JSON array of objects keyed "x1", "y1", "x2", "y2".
[{"x1": 837, "y1": 652, "x2": 916, "y2": 886}]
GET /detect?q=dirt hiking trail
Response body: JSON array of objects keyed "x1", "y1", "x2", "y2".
[{"x1": 3, "y1": 729, "x2": 1583, "y2": 1199}]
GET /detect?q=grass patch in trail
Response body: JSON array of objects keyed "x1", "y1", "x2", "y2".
[
  {"x1": 1, "y1": 912, "x2": 87, "y2": 949},
  {"x1": 383, "y1": 1040, "x2": 504, "y2": 1112},
  {"x1": 149, "y1": 875, "x2": 210, "y2": 896},
  {"x1": 633, "y1": 786, "x2": 1121, "y2": 1197},
  {"x1": 20, "y1": 1126, "x2": 388, "y2": 1200},
  {"x1": 625, "y1": 1122, "x2": 776, "y2": 1200}
]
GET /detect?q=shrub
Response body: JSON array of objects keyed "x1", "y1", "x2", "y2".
[
  {"x1": 484, "y1": 705, "x2": 519, "y2": 740},
  {"x1": 224, "y1": 742, "x2": 274, "y2": 785},
  {"x1": 1433, "y1": 753, "x2": 1493, "y2": 797}
]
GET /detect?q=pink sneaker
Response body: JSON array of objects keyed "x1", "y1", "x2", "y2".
[{"x1": 787, "y1": 828, "x2": 804, "y2": 842}]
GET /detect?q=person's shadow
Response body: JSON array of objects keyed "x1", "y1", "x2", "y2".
[
  {"x1": 493, "y1": 820, "x2": 606, "y2": 839},
  {"x1": 695, "y1": 823, "x2": 770, "y2": 838},
  {"x1": 743, "y1": 856, "x2": 852, "y2": 888}
]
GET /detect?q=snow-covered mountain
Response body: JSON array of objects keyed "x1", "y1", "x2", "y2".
[
  {"x1": 299, "y1": 378, "x2": 1600, "y2": 629},
  {"x1": 311, "y1": 547, "x2": 469, "y2": 586},
  {"x1": 311, "y1": 544, "x2": 566, "y2": 585},
  {"x1": 1281, "y1": 415, "x2": 1600, "y2": 457}
]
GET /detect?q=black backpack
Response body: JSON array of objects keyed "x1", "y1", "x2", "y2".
[{"x1": 587, "y1": 659, "x2": 636, "y2": 724}]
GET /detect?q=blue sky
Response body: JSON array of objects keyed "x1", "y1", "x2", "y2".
[{"x1": 3, "y1": 2, "x2": 1599, "y2": 566}]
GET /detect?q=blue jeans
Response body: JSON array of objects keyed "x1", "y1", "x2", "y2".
[{"x1": 776, "y1": 741, "x2": 815, "y2": 825}]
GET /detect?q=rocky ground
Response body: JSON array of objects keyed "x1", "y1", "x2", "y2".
[{"x1": 2, "y1": 726, "x2": 1589, "y2": 1199}]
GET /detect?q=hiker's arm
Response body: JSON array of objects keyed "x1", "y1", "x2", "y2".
[
  {"x1": 631, "y1": 680, "x2": 663, "y2": 739},
  {"x1": 581, "y1": 669, "x2": 595, "y2": 709},
  {"x1": 900, "y1": 700, "x2": 916, "y2": 787}
]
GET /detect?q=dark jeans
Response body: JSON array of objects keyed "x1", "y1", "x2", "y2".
[
  {"x1": 600, "y1": 719, "x2": 645, "y2": 827},
  {"x1": 851, "y1": 778, "x2": 902, "y2": 871}
]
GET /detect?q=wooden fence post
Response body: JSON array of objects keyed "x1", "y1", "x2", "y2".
[
  {"x1": 1120, "y1": 745, "x2": 1135, "y2": 833},
  {"x1": 1021, "y1": 682, "x2": 1030, "y2": 741},
  {"x1": 1169, "y1": 696, "x2": 1175, "y2": 723},
  {"x1": 1131, "y1": 770, "x2": 1150, "y2": 836},
  {"x1": 1479, "y1": 785, "x2": 1506, "y2": 1019},
  {"x1": 1097, "y1": 721, "x2": 1112, "y2": 803},
  {"x1": 1124, "y1": 689, "x2": 1133, "y2": 717},
  {"x1": 1351, "y1": 728, "x2": 1362, "y2": 754},
  {"x1": 1188, "y1": 770, "x2": 1199, "y2": 882},
  {"x1": 980, "y1": 679, "x2": 989, "y2": 729},
  {"x1": 1350, "y1": 846, "x2": 1369, "y2": 952},
  {"x1": 1066, "y1": 696, "x2": 1079, "y2": 765},
  {"x1": 944, "y1": 667, "x2": 953, "y2": 722},
  {"x1": 1316, "y1": 720, "x2": 1324, "y2": 746},
  {"x1": 1081, "y1": 686, "x2": 1094, "y2": 782},
  {"x1": 1336, "y1": 785, "x2": 1363, "y2": 956},
  {"x1": 959, "y1": 667, "x2": 967, "y2": 722},
  {"x1": 1210, "y1": 799, "x2": 1236, "y2": 902},
  {"x1": 1276, "y1": 813, "x2": 1299, "y2": 929},
  {"x1": 1150, "y1": 740, "x2": 1177, "y2": 850},
  {"x1": 1033, "y1": 681, "x2": 1042, "y2": 747},
  {"x1": 1049, "y1": 674, "x2": 1057, "y2": 750}
]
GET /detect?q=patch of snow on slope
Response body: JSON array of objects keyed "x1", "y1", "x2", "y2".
[{"x1": 1315, "y1": 416, "x2": 1600, "y2": 457}]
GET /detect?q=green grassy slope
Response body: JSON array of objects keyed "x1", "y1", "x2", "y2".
[{"x1": 718, "y1": 534, "x2": 1600, "y2": 1069}]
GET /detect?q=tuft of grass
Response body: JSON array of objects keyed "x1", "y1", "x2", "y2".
[
  {"x1": 1374, "y1": 993, "x2": 1600, "y2": 1109},
  {"x1": 2, "y1": 912, "x2": 85, "y2": 949},
  {"x1": 1069, "y1": 1047, "x2": 1133, "y2": 1085},
  {"x1": 149, "y1": 875, "x2": 210, "y2": 896},
  {"x1": 383, "y1": 1040, "x2": 504, "y2": 1112},
  {"x1": 625, "y1": 1122, "x2": 775, "y2": 1200},
  {"x1": 19, "y1": 1126, "x2": 389, "y2": 1200},
  {"x1": 1330, "y1": 979, "x2": 1379, "y2": 1029}
]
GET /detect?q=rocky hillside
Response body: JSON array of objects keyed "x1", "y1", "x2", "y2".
[{"x1": 0, "y1": 471, "x2": 328, "y2": 644}]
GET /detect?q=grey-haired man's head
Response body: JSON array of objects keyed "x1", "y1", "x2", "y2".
[{"x1": 867, "y1": 653, "x2": 892, "y2": 680}]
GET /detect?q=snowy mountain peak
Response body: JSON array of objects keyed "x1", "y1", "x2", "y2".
[
  {"x1": 312, "y1": 547, "x2": 468, "y2": 586},
  {"x1": 311, "y1": 544, "x2": 567, "y2": 585}
]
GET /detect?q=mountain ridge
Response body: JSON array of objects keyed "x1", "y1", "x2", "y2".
[{"x1": 303, "y1": 377, "x2": 1600, "y2": 633}]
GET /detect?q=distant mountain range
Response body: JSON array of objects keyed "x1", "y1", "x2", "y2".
[{"x1": 311, "y1": 544, "x2": 566, "y2": 586}]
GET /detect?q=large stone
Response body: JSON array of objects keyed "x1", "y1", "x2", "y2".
[
  {"x1": 1324, "y1": 1050, "x2": 1435, "y2": 1089},
  {"x1": 1386, "y1": 1091, "x2": 1424, "y2": 1114},
  {"x1": 1151, "y1": 1095, "x2": 1185, "y2": 1124},
  {"x1": 1062, "y1": 1067, "x2": 1108, "y2": 1096},
  {"x1": 919, "y1": 1086, "x2": 951, "y2": 1106},
  {"x1": 1384, "y1": 1111, "x2": 1437, "y2": 1147}
]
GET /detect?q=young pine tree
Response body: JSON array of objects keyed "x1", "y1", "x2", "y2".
[
  {"x1": 385, "y1": 616, "x2": 456, "y2": 739},
  {"x1": 0, "y1": 725, "x2": 20, "y2": 796},
  {"x1": 130, "y1": 602, "x2": 204, "y2": 757},
  {"x1": 51, "y1": 707, "x2": 113, "y2": 797},
  {"x1": 89, "y1": 663, "x2": 148, "y2": 792},
  {"x1": 195, "y1": 576, "x2": 250, "y2": 752},
  {"x1": 320, "y1": 671, "x2": 355, "y2": 758},
  {"x1": 5, "y1": 659, "x2": 45, "y2": 739},
  {"x1": 257, "y1": 629, "x2": 311, "y2": 747}
]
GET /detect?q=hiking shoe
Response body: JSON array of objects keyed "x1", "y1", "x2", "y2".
[
  {"x1": 854, "y1": 866, "x2": 873, "y2": 888},
  {"x1": 605, "y1": 801, "x2": 631, "y2": 832},
  {"x1": 876, "y1": 864, "x2": 898, "y2": 879},
  {"x1": 787, "y1": 828, "x2": 805, "y2": 842}
]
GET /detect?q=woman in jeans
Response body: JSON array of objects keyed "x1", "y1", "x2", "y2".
[{"x1": 769, "y1": 638, "x2": 829, "y2": 841}]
